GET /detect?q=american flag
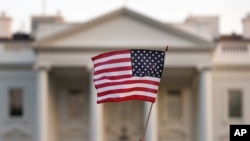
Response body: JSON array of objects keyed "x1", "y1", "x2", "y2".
[{"x1": 91, "y1": 49, "x2": 165, "y2": 104}]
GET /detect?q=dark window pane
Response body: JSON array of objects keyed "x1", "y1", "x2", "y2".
[
  {"x1": 229, "y1": 90, "x2": 242, "y2": 118},
  {"x1": 167, "y1": 90, "x2": 182, "y2": 119},
  {"x1": 9, "y1": 88, "x2": 23, "y2": 117}
]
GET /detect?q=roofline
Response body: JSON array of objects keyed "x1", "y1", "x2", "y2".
[
  {"x1": 33, "y1": 7, "x2": 212, "y2": 46},
  {"x1": 123, "y1": 8, "x2": 212, "y2": 44}
]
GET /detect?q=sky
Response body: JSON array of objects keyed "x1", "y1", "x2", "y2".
[{"x1": 1, "y1": 0, "x2": 250, "y2": 34}]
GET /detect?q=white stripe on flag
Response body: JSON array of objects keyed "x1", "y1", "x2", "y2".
[{"x1": 94, "y1": 70, "x2": 132, "y2": 80}]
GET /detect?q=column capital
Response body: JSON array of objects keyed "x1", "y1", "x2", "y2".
[
  {"x1": 86, "y1": 63, "x2": 94, "y2": 72},
  {"x1": 34, "y1": 63, "x2": 51, "y2": 71},
  {"x1": 196, "y1": 63, "x2": 212, "y2": 72}
]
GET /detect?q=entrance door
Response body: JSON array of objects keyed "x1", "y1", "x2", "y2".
[
  {"x1": 58, "y1": 87, "x2": 89, "y2": 141},
  {"x1": 52, "y1": 68, "x2": 90, "y2": 141},
  {"x1": 158, "y1": 88, "x2": 194, "y2": 141},
  {"x1": 104, "y1": 101, "x2": 144, "y2": 141}
]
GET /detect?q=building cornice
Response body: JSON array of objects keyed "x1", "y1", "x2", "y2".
[
  {"x1": 213, "y1": 64, "x2": 250, "y2": 70},
  {"x1": 33, "y1": 45, "x2": 214, "y2": 53},
  {"x1": 0, "y1": 63, "x2": 33, "y2": 70}
]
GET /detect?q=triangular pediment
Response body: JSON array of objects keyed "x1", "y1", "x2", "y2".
[
  {"x1": 2, "y1": 126, "x2": 31, "y2": 137},
  {"x1": 34, "y1": 8, "x2": 212, "y2": 49}
]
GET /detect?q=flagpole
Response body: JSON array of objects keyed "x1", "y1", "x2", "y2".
[{"x1": 140, "y1": 46, "x2": 168, "y2": 141}]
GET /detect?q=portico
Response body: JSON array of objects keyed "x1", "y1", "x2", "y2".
[{"x1": 34, "y1": 60, "x2": 212, "y2": 141}]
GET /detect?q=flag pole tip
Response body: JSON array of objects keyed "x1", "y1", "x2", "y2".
[{"x1": 165, "y1": 46, "x2": 169, "y2": 52}]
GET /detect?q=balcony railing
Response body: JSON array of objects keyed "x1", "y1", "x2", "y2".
[
  {"x1": 221, "y1": 43, "x2": 249, "y2": 54},
  {"x1": 0, "y1": 42, "x2": 35, "y2": 64},
  {"x1": 4, "y1": 42, "x2": 31, "y2": 52},
  {"x1": 213, "y1": 42, "x2": 250, "y2": 66}
]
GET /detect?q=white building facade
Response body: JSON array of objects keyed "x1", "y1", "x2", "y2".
[{"x1": 0, "y1": 8, "x2": 250, "y2": 141}]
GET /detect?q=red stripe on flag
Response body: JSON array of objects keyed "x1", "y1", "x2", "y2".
[
  {"x1": 94, "y1": 58, "x2": 131, "y2": 68},
  {"x1": 97, "y1": 95, "x2": 156, "y2": 104},
  {"x1": 95, "y1": 79, "x2": 160, "y2": 89},
  {"x1": 94, "y1": 66, "x2": 132, "y2": 76},
  {"x1": 92, "y1": 50, "x2": 130, "y2": 61},
  {"x1": 94, "y1": 74, "x2": 133, "y2": 81},
  {"x1": 97, "y1": 87, "x2": 158, "y2": 97}
]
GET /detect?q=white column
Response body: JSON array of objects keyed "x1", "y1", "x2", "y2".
[
  {"x1": 144, "y1": 102, "x2": 158, "y2": 141},
  {"x1": 90, "y1": 71, "x2": 103, "y2": 141},
  {"x1": 197, "y1": 68, "x2": 213, "y2": 141},
  {"x1": 36, "y1": 68, "x2": 49, "y2": 141}
]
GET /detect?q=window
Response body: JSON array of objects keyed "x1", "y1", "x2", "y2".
[
  {"x1": 228, "y1": 90, "x2": 242, "y2": 118},
  {"x1": 167, "y1": 90, "x2": 182, "y2": 119},
  {"x1": 68, "y1": 89, "x2": 85, "y2": 119},
  {"x1": 9, "y1": 88, "x2": 23, "y2": 117}
]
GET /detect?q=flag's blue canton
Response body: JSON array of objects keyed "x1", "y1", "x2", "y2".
[{"x1": 131, "y1": 49, "x2": 165, "y2": 78}]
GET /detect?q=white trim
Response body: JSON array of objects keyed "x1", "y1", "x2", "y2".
[{"x1": 0, "y1": 125, "x2": 32, "y2": 136}]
